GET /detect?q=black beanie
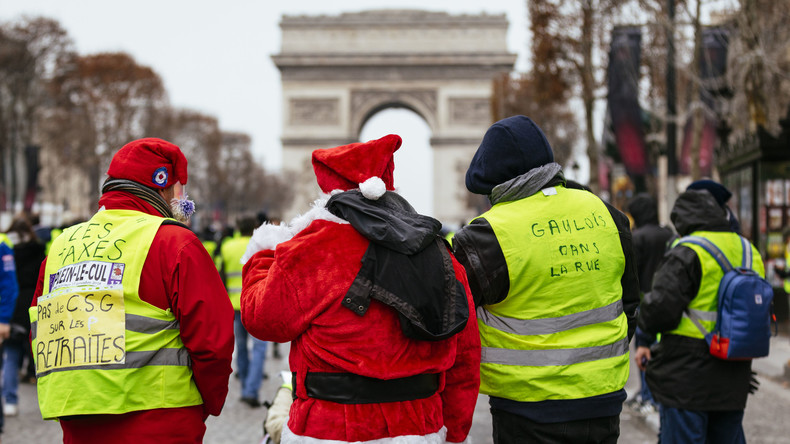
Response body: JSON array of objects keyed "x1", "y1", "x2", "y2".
[
  {"x1": 686, "y1": 179, "x2": 732, "y2": 207},
  {"x1": 465, "y1": 115, "x2": 554, "y2": 195}
]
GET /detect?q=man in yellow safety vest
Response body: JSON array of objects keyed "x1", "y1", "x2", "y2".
[
  {"x1": 28, "y1": 138, "x2": 234, "y2": 442},
  {"x1": 221, "y1": 215, "x2": 268, "y2": 407},
  {"x1": 453, "y1": 116, "x2": 639, "y2": 443}
]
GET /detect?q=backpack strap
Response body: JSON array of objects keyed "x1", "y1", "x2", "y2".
[
  {"x1": 739, "y1": 236, "x2": 752, "y2": 270},
  {"x1": 676, "y1": 235, "x2": 733, "y2": 273},
  {"x1": 676, "y1": 235, "x2": 732, "y2": 340}
]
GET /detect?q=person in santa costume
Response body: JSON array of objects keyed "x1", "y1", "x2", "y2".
[
  {"x1": 29, "y1": 138, "x2": 234, "y2": 443},
  {"x1": 240, "y1": 134, "x2": 481, "y2": 444}
]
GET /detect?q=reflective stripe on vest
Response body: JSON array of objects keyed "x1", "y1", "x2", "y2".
[
  {"x1": 477, "y1": 299, "x2": 623, "y2": 336},
  {"x1": 482, "y1": 336, "x2": 630, "y2": 367},
  {"x1": 682, "y1": 307, "x2": 717, "y2": 325},
  {"x1": 476, "y1": 186, "x2": 629, "y2": 402},
  {"x1": 35, "y1": 348, "x2": 191, "y2": 378},
  {"x1": 31, "y1": 209, "x2": 202, "y2": 419},
  {"x1": 31, "y1": 313, "x2": 179, "y2": 340},
  {"x1": 669, "y1": 231, "x2": 765, "y2": 339},
  {"x1": 221, "y1": 236, "x2": 250, "y2": 310}
]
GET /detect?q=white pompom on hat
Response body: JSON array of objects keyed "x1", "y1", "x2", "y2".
[{"x1": 359, "y1": 176, "x2": 387, "y2": 200}]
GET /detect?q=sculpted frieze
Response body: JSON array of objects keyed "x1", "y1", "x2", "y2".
[{"x1": 289, "y1": 98, "x2": 340, "y2": 126}]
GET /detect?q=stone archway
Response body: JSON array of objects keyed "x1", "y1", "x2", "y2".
[
  {"x1": 360, "y1": 108, "x2": 433, "y2": 216},
  {"x1": 272, "y1": 9, "x2": 516, "y2": 223}
]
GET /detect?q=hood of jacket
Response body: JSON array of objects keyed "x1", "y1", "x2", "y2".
[
  {"x1": 326, "y1": 190, "x2": 442, "y2": 255},
  {"x1": 489, "y1": 162, "x2": 565, "y2": 205},
  {"x1": 628, "y1": 193, "x2": 660, "y2": 228},
  {"x1": 670, "y1": 189, "x2": 731, "y2": 236}
]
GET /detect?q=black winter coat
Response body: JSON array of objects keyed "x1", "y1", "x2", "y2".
[
  {"x1": 453, "y1": 178, "x2": 640, "y2": 423},
  {"x1": 638, "y1": 189, "x2": 753, "y2": 411},
  {"x1": 628, "y1": 194, "x2": 675, "y2": 293},
  {"x1": 10, "y1": 240, "x2": 45, "y2": 337}
]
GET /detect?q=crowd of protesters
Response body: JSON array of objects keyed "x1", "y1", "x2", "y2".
[{"x1": 0, "y1": 115, "x2": 770, "y2": 444}]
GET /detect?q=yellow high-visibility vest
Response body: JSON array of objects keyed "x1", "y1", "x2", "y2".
[
  {"x1": 31, "y1": 209, "x2": 202, "y2": 419},
  {"x1": 477, "y1": 185, "x2": 629, "y2": 402},
  {"x1": 669, "y1": 231, "x2": 764, "y2": 339},
  {"x1": 221, "y1": 236, "x2": 251, "y2": 310}
]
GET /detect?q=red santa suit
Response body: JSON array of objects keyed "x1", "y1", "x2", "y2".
[
  {"x1": 241, "y1": 135, "x2": 481, "y2": 444},
  {"x1": 31, "y1": 138, "x2": 234, "y2": 443}
]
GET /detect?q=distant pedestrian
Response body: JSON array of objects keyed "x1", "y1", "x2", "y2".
[
  {"x1": 199, "y1": 225, "x2": 220, "y2": 270},
  {"x1": 452, "y1": 115, "x2": 640, "y2": 444},
  {"x1": 2, "y1": 215, "x2": 45, "y2": 417},
  {"x1": 626, "y1": 193, "x2": 674, "y2": 413},
  {"x1": 687, "y1": 179, "x2": 741, "y2": 234},
  {"x1": 241, "y1": 134, "x2": 481, "y2": 443},
  {"x1": 28, "y1": 138, "x2": 234, "y2": 443},
  {"x1": 221, "y1": 215, "x2": 268, "y2": 408},
  {"x1": 774, "y1": 227, "x2": 790, "y2": 297},
  {"x1": 0, "y1": 230, "x2": 19, "y2": 440},
  {"x1": 29, "y1": 213, "x2": 51, "y2": 246},
  {"x1": 637, "y1": 184, "x2": 763, "y2": 443}
]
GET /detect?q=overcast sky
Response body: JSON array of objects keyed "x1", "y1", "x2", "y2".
[{"x1": 1, "y1": 0, "x2": 531, "y2": 216}]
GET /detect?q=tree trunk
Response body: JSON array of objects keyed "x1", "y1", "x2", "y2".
[
  {"x1": 742, "y1": 0, "x2": 767, "y2": 130},
  {"x1": 581, "y1": 0, "x2": 599, "y2": 194},
  {"x1": 689, "y1": 0, "x2": 703, "y2": 180}
]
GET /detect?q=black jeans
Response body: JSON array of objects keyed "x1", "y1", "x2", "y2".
[{"x1": 491, "y1": 407, "x2": 620, "y2": 444}]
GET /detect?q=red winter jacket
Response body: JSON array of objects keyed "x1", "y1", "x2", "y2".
[
  {"x1": 31, "y1": 191, "x2": 234, "y2": 444},
  {"x1": 241, "y1": 213, "x2": 481, "y2": 443}
]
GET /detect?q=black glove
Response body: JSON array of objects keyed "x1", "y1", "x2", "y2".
[{"x1": 749, "y1": 371, "x2": 760, "y2": 394}]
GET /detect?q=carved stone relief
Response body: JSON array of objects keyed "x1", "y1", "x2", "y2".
[
  {"x1": 289, "y1": 98, "x2": 340, "y2": 126},
  {"x1": 449, "y1": 98, "x2": 490, "y2": 125}
]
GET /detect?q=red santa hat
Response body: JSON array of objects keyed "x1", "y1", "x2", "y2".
[
  {"x1": 107, "y1": 137, "x2": 188, "y2": 189},
  {"x1": 311, "y1": 134, "x2": 401, "y2": 200}
]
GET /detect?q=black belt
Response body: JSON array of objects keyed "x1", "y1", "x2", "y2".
[{"x1": 295, "y1": 372, "x2": 440, "y2": 404}]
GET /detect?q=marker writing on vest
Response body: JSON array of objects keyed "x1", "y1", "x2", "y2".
[
  {"x1": 531, "y1": 210, "x2": 607, "y2": 238},
  {"x1": 36, "y1": 333, "x2": 125, "y2": 370},
  {"x1": 550, "y1": 260, "x2": 602, "y2": 277},
  {"x1": 66, "y1": 293, "x2": 115, "y2": 313},
  {"x1": 558, "y1": 242, "x2": 600, "y2": 256},
  {"x1": 67, "y1": 223, "x2": 112, "y2": 242},
  {"x1": 57, "y1": 239, "x2": 126, "y2": 266}
]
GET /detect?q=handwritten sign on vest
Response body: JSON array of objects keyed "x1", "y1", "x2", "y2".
[{"x1": 36, "y1": 260, "x2": 126, "y2": 372}]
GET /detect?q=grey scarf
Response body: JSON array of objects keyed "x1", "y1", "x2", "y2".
[{"x1": 489, "y1": 162, "x2": 565, "y2": 205}]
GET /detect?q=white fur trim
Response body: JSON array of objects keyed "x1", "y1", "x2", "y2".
[
  {"x1": 288, "y1": 193, "x2": 348, "y2": 235},
  {"x1": 240, "y1": 193, "x2": 349, "y2": 264},
  {"x1": 241, "y1": 222, "x2": 294, "y2": 264},
  {"x1": 281, "y1": 424, "x2": 452, "y2": 444},
  {"x1": 359, "y1": 176, "x2": 387, "y2": 200}
]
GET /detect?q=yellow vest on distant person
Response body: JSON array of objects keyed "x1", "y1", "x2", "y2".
[
  {"x1": 202, "y1": 240, "x2": 220, "y2": 271},
  {"x1": 476, "y1": 185, "x2": 630, "y2": 402},
  {"x1": 784, "y1": 243, "x2": 790, "y2": 294},
  {"x1": 221, "y1": 236, "x2": 250, "y2": 310},
  {"x1": 0, "y1": 233, "x2": 13, "y2": 248},
  {"x1": 45, "y1": 228, "x2": 62, "y2": 255},
  {"x1": 30, "y1": 209, "x2": 202, "y2": 419}
]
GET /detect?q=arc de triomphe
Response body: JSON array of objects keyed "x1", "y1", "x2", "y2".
[{"x1": 272, "y1": 10, "x2": 516, "y2": 223}]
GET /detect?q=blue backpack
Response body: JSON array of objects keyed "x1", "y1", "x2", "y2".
[{"x1": 678, "y1": 235, "x2": 774, "y2": 360}]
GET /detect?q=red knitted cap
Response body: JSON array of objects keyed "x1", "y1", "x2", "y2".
[
  {"x1": 312, "y1": 134, "x2": 401, "y2": 194},
  {"x1": 107, "y1": 138, "x2": 188, "y2": 188}
]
